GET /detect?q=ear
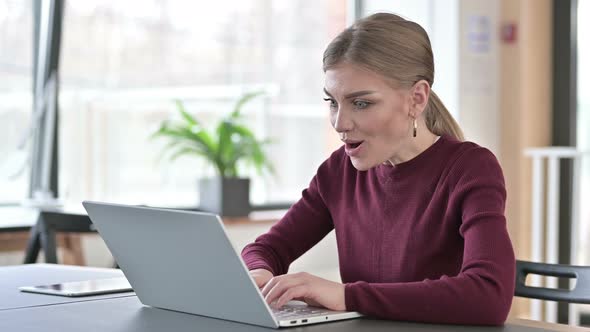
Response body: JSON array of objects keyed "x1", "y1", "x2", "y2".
[{"x1": 410, "y1": 80, "x2": 430, "y2": 117}]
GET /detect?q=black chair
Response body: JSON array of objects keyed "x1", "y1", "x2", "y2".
[{"x1": 515, "y1": 260, "x2": 590, "y2": 304}]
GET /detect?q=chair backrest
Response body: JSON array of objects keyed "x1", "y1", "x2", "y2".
[{"x1": 515, "y1": 260, "x2": 590, "y2": 304}]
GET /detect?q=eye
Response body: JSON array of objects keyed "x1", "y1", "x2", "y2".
[
  {"x1": 353, "y1": 100, "x2": 371, "y2": 109},
  {"x1": 323, "y1": 98, "x2": 337, "y2": 109}
]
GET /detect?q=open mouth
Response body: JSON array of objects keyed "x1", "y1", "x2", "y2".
[{"x1": 346, "y1": 141, "x2": 363, "y2": 149}]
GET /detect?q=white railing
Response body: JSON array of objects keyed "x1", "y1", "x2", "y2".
[{"x1": 524, "y1": 147, "x2": 589, "y2": 325}]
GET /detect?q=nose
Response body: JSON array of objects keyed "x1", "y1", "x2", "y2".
[{"x1": 332, "y1": 108, "x2": 353, "y2": 135}]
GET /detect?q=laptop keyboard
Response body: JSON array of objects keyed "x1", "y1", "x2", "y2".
[{"x1": 272, "y1": 305, "x2": 333, "y2": 319}]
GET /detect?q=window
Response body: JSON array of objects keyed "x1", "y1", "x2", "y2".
[
  {"x1": 0, "y1": 0, "x2": 33, "y2": 204},
  {"x1": 59, "y1": 1, "x2": 346, "y2": 207}
]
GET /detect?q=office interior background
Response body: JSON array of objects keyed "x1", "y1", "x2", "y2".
[{"x1": 0, "y1": 0, "x2": 589, "y2": 327}]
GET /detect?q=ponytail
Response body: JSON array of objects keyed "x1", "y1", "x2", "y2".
[{"x1": 425, "y1": 90, "x2": 464, "y2": 141}]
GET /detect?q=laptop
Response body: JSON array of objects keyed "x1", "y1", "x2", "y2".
[{"x1": 82, "y1": 201, "x2": 362, "y2": 328}]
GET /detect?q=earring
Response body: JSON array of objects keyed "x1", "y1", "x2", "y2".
[{"x1": 413, "y1": 119, "x2": 417, "y2": 137}]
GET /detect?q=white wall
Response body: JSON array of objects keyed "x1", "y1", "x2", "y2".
[{"x1": 458, "y1": 0, "x2": 501, "y2": 155}]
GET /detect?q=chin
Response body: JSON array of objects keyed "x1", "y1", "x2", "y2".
[{"x1": 349, "y1": 157, "x2": 375, "y2": 171}]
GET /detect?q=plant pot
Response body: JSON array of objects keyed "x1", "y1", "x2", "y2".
[{"x1": 198, "y1": 177, "x2": 251, "y2": 217}]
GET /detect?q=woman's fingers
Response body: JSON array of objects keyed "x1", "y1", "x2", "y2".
[
  {"x1": 262, "y1": 273, "x2": 309, "y2": 307},
  {"x1": 249, "y1": 269, "x2": 273, "y2": 288},
  {"x1": 261, "y1": 272, "x2": 297, "y2": 296},
  {"x1": 256, "y1": 272, "x2": 345, "y2": 311},
  {"x1": 264, "y1": 277, "x2": 298, "y2": 306},
  {"x1": 275, "y1": 285, "x2": 307, "y2": 308},
  {"x1": 260, "y1": 275, "x2": 280, "y2": 297}
]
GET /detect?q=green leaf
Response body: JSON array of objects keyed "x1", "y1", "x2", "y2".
[
  {"x1": 152, "y1": 95, "x2": 275, "y2": 178},
  {"x1": 227, "y1": 124, "x2": 258, "y2": 148},
  {"x1": 169, "y1": 146, "x2": 210, "y2": 161},
  {"x1": 150, "y1": 120, "x2": 172, "y2": 139},
  {"x1": 175, "y1": 99, "x2": 198, "y2": 126},
  {"x1": 230, "y1": 91, "x2": 264, "y2": 118},
  {"x1": 216, "y1": 120, "x2": 234, "y2": 167},
  {"x1": 155, "y1": 140, "x2": 183, "y2": 163},
  {"x1": 156, "y1": 126, "x2": 218, "y2": 162}
]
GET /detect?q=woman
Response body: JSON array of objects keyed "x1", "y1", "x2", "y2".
[{"x1": 241, "y1": 13, "x2": 515, "y2": 325}]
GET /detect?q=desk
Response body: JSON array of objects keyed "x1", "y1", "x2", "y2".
[
  {"x1": 23, "y1": 208, "x2": 93, "y2": 264},
  {"x1": 0, "y1": 264, "x2": 588, "y2": 331},
  {"x1": 0, "y1": 207, "x2": 85, "y2": 265},
  {"x1": 0, "y1": 263, "x2": 133, "y2": 311}
]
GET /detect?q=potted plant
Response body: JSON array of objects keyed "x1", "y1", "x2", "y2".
[{"x1": 152, "y1": 91, "x2": 274, "y2": 217}]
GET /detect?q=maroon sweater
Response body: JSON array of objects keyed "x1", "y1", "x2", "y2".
[{"x1": 241, "y1": 135, "x2": 515, "y2": 325}]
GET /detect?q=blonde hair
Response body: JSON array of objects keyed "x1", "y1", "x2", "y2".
[{"x1": 323, "y1": 13, "x2": 464, "y2": 141}]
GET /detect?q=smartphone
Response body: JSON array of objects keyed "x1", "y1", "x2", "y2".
[{"x1": 18, "y1": 277, "x2": 133, "y2": 297}]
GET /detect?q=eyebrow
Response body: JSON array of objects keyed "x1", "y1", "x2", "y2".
[{"x1": 323, "y1": 88, "x2": 377, "y2": 99}]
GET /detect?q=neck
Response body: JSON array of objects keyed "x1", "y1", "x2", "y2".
[{"x1": 387, "y1": 130, "x2": 439, "y2": 166}]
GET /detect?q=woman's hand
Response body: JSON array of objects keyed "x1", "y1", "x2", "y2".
[
  {"x1": 250, "y1": 269, "x2": 274, "y2": 288},
  {"x1": 261, "y1": 272, "x2": 346, "y2": 311}
]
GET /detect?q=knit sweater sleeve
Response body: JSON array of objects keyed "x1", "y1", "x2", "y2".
[
  {"x1": 344, "y1": 147, "x2": 516, "y2": 325},
  {"x1": 240, "y1": 158, "x2": 336, "y2": 276}
]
